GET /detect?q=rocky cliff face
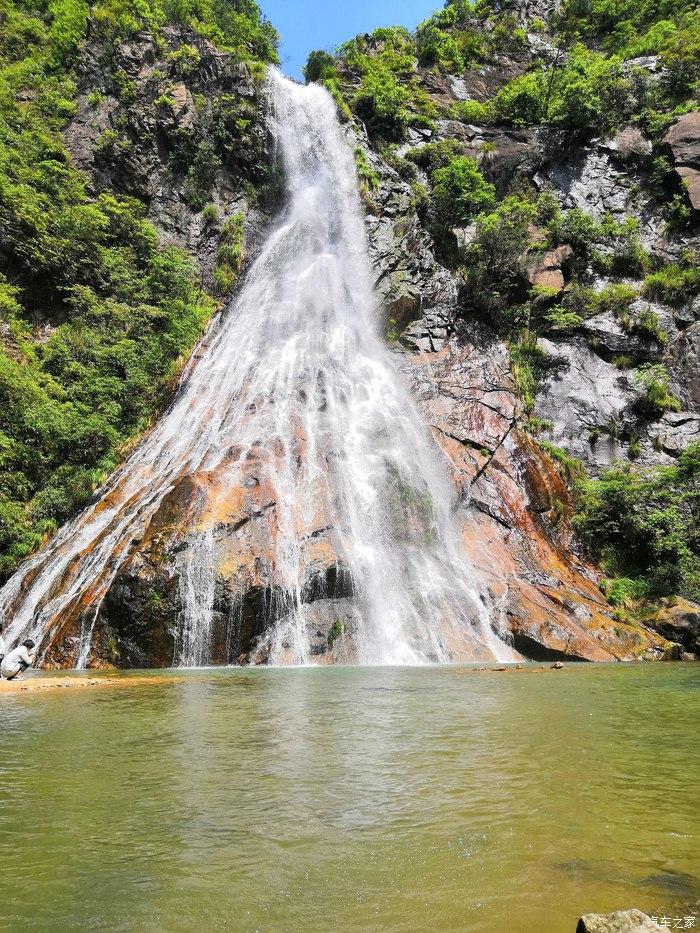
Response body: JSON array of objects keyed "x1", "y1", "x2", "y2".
[
  {"x1": 353, "y1": 123, "x2": 674, "y2": 662},
  {"x1": 349, "y1": 86, "x2": 699, "y2": 476},
  {"x1": 316, "y1": 1, "x2": 700, "y2": 658},
  {"x1": 5, "y1": 1, "x2": 698, "y2": 667},
  {"x1": 64, "y1": 24, "x2": 276, "y2": 285},
  {"x1": 44, "y1": 44, "x2": 673, "y2": 668}
]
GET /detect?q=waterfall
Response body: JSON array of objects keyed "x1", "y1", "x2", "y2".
[{"x1": 0, "y1": 70, "x2": 517, "y2": 668}]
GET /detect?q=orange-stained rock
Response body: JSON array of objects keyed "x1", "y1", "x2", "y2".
[
  {"x1": 400, "y1": 333, "x2": 665, "y2": 662},
  {"x1": 527, "y1": 244, "x2": 574, "y2": 291},
  {"x1": 42, "y1": 329, "x2": 665, "y2": 668}
]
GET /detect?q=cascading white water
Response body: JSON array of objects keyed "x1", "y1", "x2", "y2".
[{"x1": 0, "y1": 70, "x2": 517, "y2": 667}]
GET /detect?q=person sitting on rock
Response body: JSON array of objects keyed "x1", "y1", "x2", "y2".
[
  {"x1": 0, "y1": 625, "x2": 6, "y2": 673},
  {"x1": 1, "y1": 639, "x2": 36, "y2": 681}
]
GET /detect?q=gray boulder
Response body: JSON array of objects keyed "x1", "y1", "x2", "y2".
[{"x1": 577, "y1": 909, "x2": 662, "y2": 932}]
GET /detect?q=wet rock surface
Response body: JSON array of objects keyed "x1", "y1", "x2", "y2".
[{"x1": 356, "y1": 151, "x2": 667, "y2": 659}]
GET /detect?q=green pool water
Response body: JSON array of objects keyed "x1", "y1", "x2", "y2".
[{"x1": 0, "y1": 664, "x2": 698, "y2": 932}]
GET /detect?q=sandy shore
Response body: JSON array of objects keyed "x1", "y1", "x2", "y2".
[{"x1": 0, "y1": 673, "x2": 186, "y2": 694}]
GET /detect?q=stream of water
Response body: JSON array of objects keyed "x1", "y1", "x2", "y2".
[
  {"x1": 0, "y1": 70, "x2": 514, "y2": 668},
  {"x1": 0, "y1": 664, "x2": 697, "y2": 931}
]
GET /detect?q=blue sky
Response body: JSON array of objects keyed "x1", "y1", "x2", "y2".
[{"x1": 259, "y1": 0, "x2": 440, "y2": 79}]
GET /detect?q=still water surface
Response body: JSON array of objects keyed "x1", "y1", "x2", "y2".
[{"x1": 0, "y1": 664, "x2": 698, "y2": 931}]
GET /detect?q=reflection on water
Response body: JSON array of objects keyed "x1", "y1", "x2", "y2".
[{"x1": 0, "y1": 664, "x2": 698, "y2": 931}]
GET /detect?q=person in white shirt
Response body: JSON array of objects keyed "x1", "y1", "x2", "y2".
[
  {"x1": 0, "y1": 625, "x2": 6, "y2": 668},
  {"x1": 1, "y1": 639, "x2": 36, "y2": 681}
]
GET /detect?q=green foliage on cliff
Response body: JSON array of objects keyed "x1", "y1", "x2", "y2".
[
  {"x1": 344, "y1": 28, "x2": 437, "y2": 140},
  {"x1": 632, "y1": 364, "x2": 682, "y2": 420},
  {"x1": 490, "y1": 0, "x2": 697, "y2": 137},
  {"x1": 416, "y1": 0, "x2": 530, "y2": 71},
  {"x1": 415, "y1": 0, "x2": 699, "y2": 138},
  {"x1": 575, "y1": 442, "x2": 700, "y2": 602},
  {"x1": 415, "y1": 2, "x2": 484, "y2": 72},
  {"x1": 558, "y1": 0, "x2": 696, "y2": 57},
  {"x1": 303, "y1": 49, "x2": 335, "y2": 83},
  {"x1": 0, "y1": 246, "x2": 212, "y2": 579},
  {"x1": 406, "y1": 139, "x2": 495, "y2": 246},
  {"x1": 305, "y1": 27, "x2": 436, "y2": 140},
  {"x1": 0, "y1": 0, "x2": 277, "y2": 579},
  {"x1": 643, "y1": 261, "x2": 700, "y2": 304},
  {"x1": 459, "y1": 195, "x2": 536, "y2": 323},
  {"x1": 457, "y1": 191, "x2": 654, "y2": 330},
  {"x1": 492, "y1": 45, "x2": 636, "y2": 134},
  {"x1": 213, "y1": 211, "x2": 244, "y2": 293},
  {"x1": 160, "y1": 0, "x2": 278, "y2": 62}
]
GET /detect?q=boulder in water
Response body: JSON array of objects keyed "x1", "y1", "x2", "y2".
[{"x1": 576, "y1": 909, "x2": 662, "y2": 932}]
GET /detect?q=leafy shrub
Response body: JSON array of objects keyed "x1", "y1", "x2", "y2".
[
  {"x1": 491, "y1": 45, "x2": 635, "y2": 134},
  {"x1": 460, "y1": 196, "x2": 537, "y2": 322},
  {"x1": 545, "y1": 208, "x2": 648, "y2": 275},
  {"x1": 303, "y1": 49, "x2": 335, "y2": 83},
  {"x1": 451, "y1": 99, "x2": 493, "y2": 124},
  {"x1": 432, "y1": 156, "x2": 495, "y2": 227},
  {"x1": 547, "y1": 207, "x2": 601, "y2": 253},
  {"x1": 664, "y1": 193, "x2": 692, "y2": 233},
  {"x1": 509, "y1": 330, "x2": 553, "y2": 413},
  {"x1": 327, "y1": 619, "x2": 346, "y2": 644},
  {"x1": 184, "y1": 140, "x2": 222, "y2": 209},
  {"x1": 406, "y1": 140, "x2": 495, "y2": 241},
  {"x1": 600, "y1": 576, "x2": 650, "y2": 606},
  {"x1": 558, "y1": 281, "x2": 665, "y2": 342},
  {"x1": 597, "y1": 283, "x2": 638, "y2": 317},
  {"x1": 202, "y1": 202, "x2": 220, "y2": 224},
  {"x1": 559, "y1": 0, "x2": 696, "y2": 56},
  {"x1": 354, "y1": 147, "x2": 379, "y2": 204},
  {"x1": 415, "y1": 5, "x2": 484, "y2": 73},
  {"x1": 486, "y1": 14, "x2": 529, "y2": 55},
  {"x1": 574, "y1": 442, "x2": 700, "y2": 602},
  {"x1": 323, "y1": 76, "x2": 353, "y2": 121},
  {"x1": 339, "y1": 28, "x2": 436, "y2": 140},
  {"x1": 492, "y1": 70, "x2": 546, "y2": 127},
  {"x1": 544, "y1": 304, "x2": 584, "y2": 332},
  {"x1": 169, "y1": 42, "x2": 201, "y2": 76},
  {"x1": 540, "y1": 440, "x2": 587, "y2": 484},
  {"x1": 659, "y1": 8, "x2": 700, "y2": 97},
  {"x1": 631, "y1": 307, "x2": 667, "y2": 343},
  {"x1": 213, "y1": 212, "x2": 244, "y2": 295},
  {"x1": 160, "y1": 0, "x2": 278, "y2": 63}
]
